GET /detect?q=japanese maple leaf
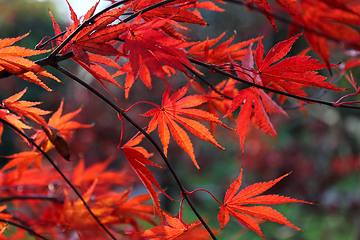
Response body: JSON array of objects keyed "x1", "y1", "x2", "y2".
[
  {"x1": 141, "y1": 212, "x2": 209, "y2": 239},
  {"x1": 33, "y1": 100, "x2": 92, "y2": 157},
  {"x1": 244, "y1": 0, "x2": 301, "y2": 30},
  {"x1": 0, "y1": 33, "x2": 61, "y2": 91},
  {"x1": 49, "y1": 2, "x2": 127, "y2": 95},
  {"x1": 2, "y1": 151, "x2": 43, "y2": 177},
  {"x1": 218, "y1": 168, "x2": 311, "y2": 239},
  {"x1": 120, "y1": 133, "x2": 170, "y2": 221},
  {"x1": 289, "y1": 0, "x2": 360, "y2": 70},
  {"x1": 55, "y1": 1, "x2": 129, "y2": 64},
  {"x1": 0, "y1": 109, "x2": 31, "y2": 143},
  {"x1": 95, "y1": 188, "x2": 157, "y2": 230},
  {"x1": 143, "y1": 81, "x2": 229, "y2": 169},
  {"x1": 59, "y1": 179, "x2": 120, "y2": 232},
  {"x1": 120, "y1": 17, "x2": 193, "y2": 82},
  {"x1": 225, "y1": 34, "x2": 342, "y2": 149},
  {"x1": 187, "y1": 32, "x2": 263, "y2": 64},
  {"x1": 253, "y1": 34, "x2": 342, "y2": 93},
  {"x1": 191, "y1": 78, "x2": 238, "y2": 134},
  {"x1": 224, "y1": 87, "x2": 287, "y2": 151},
  {"x1": 72, "y1": 157, "x2": 136, "y2": 191},
  {"x1": 1, "y1": 88, "x2": 50, "y2": 127}
]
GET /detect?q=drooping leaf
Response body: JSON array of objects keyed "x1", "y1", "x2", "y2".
[
  {"x1": 218, "y1": 168, "x2": 311, "y2": 239},
  {"x1": 120, "y1": 134, "x2": 170, "y2": 222}
]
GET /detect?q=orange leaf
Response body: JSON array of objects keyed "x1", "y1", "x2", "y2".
[
  {"x1": 143, "y1": 81, "x2": 228, "y2": 169},
  {"x1": 1, "y1": 88, "x2": 50, "y2": 126},
  {"x1": 218, "y1": 168, "x2": 311, "y2": 239},
  {"x1": 0, "y1": 33, "x2": 61, "y2": 91},
  {"x1": 141, "y1": 212, "x2": 209, "y2": 239}
]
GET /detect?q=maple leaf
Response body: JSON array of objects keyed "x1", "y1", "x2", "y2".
[
  {"x1": 143, "y1": 81, "x2": 228, "y2": 169},
  {"x1": 119, "y1": 17, "x2": 193, "y2": 82},
  {"x1": 0, "y1": 33, "x2": 61, "y2": 91},
  {"x1": 59, "y1": 179, "x2": 120, "y2": 231},
  {"x1": 2, "y1": 151, "x2": 43, "y2": 177},
  {"x1": 218, "y1": 168, "x2": 311, "y2": 239},
  {"x1": 224, "y1": 34, "x2": 344, "y2": 149},
  {"x1": 0, "y1": 109, "x2": 31, "y2": 143},
  {"x1": 224, "y1": 87, "x2": 287, "y2": 151},
  {"x1": 72, "y1": 157, "x2": 136, "y2": 191},
  {"x1": 1, "y1": 88, "x2": 51, "y2": 127},
  {"x1": 141, "y1": 212, "x2": 209, "y2": 240},
  {"x1": 245, "y1": 0, "x2": 301, "y2": 30},
  {"x1": 191, "y1": 79, "x2": 238, "y2": 134},
  {"x1": 187, "y1": 32, "x2": 263, "y2": 64},
  {"x1": 120, "y1": 133, "x2": 170, "y2": 221},
  {"x1": 95, "y1": 188, "x2": 158, "y2": 230},
  {"x1": 49, "y1": 2, "x2": 127, "y2": 95},
  {"x1": 33, "y1": 100, "x2": 92, "y2": 157},
  {"x1": 289, "y1": 0, "x2": 360, "y2": 70}
]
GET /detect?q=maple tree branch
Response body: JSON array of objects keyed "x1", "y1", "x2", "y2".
[
  {"x1": 0, "y1": 118, "x2": 118, "y2": 240},
  {"x1": 0, "y1": 218, "x2": 48, "y2": 240},
  {"x1": 53, "y1": 64, "x2": 218, "y2": 240},
  {"x1": 189, "y1": 58, "x2": 360, "y2": 110}
]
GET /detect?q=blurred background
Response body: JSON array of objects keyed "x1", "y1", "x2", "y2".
[{"x1": 0, "y1": 0, "x2": 359, "y2": 239}]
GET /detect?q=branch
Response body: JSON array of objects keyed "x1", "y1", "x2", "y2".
[
  {"x1": 188, "y1": 58, "x2": 360, "y2": 110},
  {"x1": 53, "y1": 64, "x2": 218, "y2": 240},
  {"x1": 0, "y1": 118, "x2": 118, "y2": 240},
  {"x1": 0, "y1": 218, "x2": 48, "y2": 240}
]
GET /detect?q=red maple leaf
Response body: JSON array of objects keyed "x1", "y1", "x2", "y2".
[
  {"x1": 1, "y1": 88, "x2": 51, "y2": 127},
  {"x1": 0, "y1": 109, "x2": 31, "y2": 143},
  {"x1": 290, "y1": 0, "x2": 360, "y2": 70},
  {"x1": 119, "y1": 17, "x2": 193, "y2": 83},
  {"x1": 187, "y1": 31, "x2": 263, "y2": 64},
  {"x1": 218, "y1": 168, "x2": 311, "y2": 239},
  {"x1": 142, "y1": 81, "x2": 229, "y2": 169},
  {"x1": 141, "y1": 212, "x2": 209, "y2": 239},
  {"x1": 49, "y1": 2, "x2": 128, "y2": 96},
  {"x1": 2, "y1": 151, "x2": 43, "y2": 177},
  {"x1": 0, "y1": 33, "x2": 61, "y2": 91},
  {"x1": 33, "y1": 100, "x2": 92, "y2": 159}
]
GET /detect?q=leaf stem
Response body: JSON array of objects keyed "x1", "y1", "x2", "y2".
[{"x1": 185, "y1": 189, "x2": 223, "y2": 205}]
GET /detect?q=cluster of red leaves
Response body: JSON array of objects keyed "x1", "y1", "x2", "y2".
[
  {"x1": 0, "y1": 0, "x2": 355, "y2": 239},
  {"x1": 247, "y1": 0, "x2": 360, "y2": 70}
]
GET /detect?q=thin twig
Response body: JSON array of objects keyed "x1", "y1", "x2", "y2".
[
  {"x1": 53, "y1": 64, "x2": 218, "y2": 240},
  {"x1": 188, "y1": 57, "x2": 360, "y2": 110}
]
